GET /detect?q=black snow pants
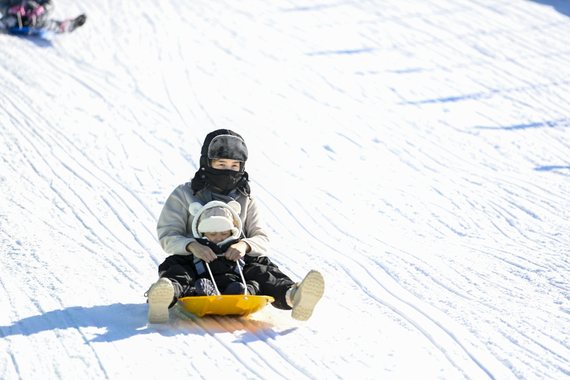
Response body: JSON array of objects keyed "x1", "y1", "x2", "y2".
[
  {"x1": 158, "y1": 255, "x2": 295, "y2": 310},
  {"x1": 242, "y1": 256, "x2": 295, "y2": 310},
  {"x1": 158, "y1": 255, "x2": 198, "y2": 308}
]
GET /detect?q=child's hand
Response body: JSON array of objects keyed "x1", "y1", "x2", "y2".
[
  {"x1": 28, "y1": 6, "x2": 45, "y2": 18},
  {"x1": 8, "y1": 5, "x2": 26, "y2": 16},
  {"x1": 186, "y1": 241, "x2": 217, "y2": 263},
  {"x1": 224, "y1": 241, "x2": 249, "y2": 261}
]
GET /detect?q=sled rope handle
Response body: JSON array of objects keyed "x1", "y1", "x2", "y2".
[
  {"x1": 205, "y1": 261, "x2": 221, "y2": 296},
  {"x1": 205, "y1": 256, "x2": 249, "y2": 296},
  {"x1": 236, "y1": 260, "x2": 249, "y2": 296}
]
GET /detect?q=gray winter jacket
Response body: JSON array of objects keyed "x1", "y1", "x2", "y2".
[
  {"x1": 157, "y1": 182, "x2": 269, "y2": 257},
  {"x1": 0, "y1": 0, "x2": 53, "y2": 15}
]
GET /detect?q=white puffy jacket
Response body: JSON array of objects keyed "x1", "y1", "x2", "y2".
[{"x1": 157, "y1": 182, "x2": 269, "y2": 257}]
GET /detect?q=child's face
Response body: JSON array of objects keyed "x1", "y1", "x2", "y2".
[{"x1": 204, "y1": 230, "x2": 232, "y2": 244}]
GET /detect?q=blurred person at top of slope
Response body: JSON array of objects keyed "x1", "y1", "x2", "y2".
[
  {"x1": 145, "y1": 129, "x2": 325, "y2": 324},
  {"x1": 0, "y1": 0, "x2": 86, "y2": 33}
]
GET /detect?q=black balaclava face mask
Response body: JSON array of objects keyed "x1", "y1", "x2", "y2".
[{"x1": 191, "y1": 130, "x2": 251, "y2": 195}]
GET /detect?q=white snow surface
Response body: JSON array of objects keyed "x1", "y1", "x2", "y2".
[{"x1": 1, "y1": 0, "x2": 570, "y2": 379}]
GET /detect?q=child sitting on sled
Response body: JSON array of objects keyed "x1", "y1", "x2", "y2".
[
  {"x1": 188, "y1": 200, "x2": 261, "y2": 296},
  {"x1": 147, "y1": 200, "x2": 260, "y2": 323}
]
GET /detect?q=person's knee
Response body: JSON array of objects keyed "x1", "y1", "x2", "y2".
[{"x1": 162, "y1": 264, "x2": 189, "y2": 277}]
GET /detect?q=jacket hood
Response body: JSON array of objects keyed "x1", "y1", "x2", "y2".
[
  {"x1": 190, "y1": 129, "x2": 251, "y2": 196},
  {"x1": 199, "y1": 129, "x2": 248, "y2": 170},
  {"x1": 189, "y1": 200, "x2": 243, "y2": 246}
]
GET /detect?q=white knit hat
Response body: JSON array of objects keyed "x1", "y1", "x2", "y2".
[{"x1": 189, "y1": 200, "x2": 242, "y2": 242}]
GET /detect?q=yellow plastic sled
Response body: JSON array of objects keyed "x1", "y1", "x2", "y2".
[
  {"x1": 180, "y1": 254, "x2": 274, "y2": 317},
  {"x1": 179, "y1": 294, "x2": 274, "y2": 317}
]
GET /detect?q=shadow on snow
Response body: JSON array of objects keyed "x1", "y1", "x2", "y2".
[
  {"x1": 0, "y1": 303, "x2": 292, "y2": 343},
  {"x1": 8, "y1": 34, "x2": 54, "y2": 47}
]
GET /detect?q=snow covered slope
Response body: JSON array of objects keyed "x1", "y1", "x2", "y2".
[{"x1": 1, "y1": 0, "x2": 569, "y2": 379}]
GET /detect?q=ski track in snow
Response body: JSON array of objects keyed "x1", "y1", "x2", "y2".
[{"x1": 1, "y1": 0, "x2": 570, "y2": 379}]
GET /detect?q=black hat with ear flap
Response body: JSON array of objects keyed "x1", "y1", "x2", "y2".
[
  {"x1": 208, "y1": 134, "x2": 248, "y2": 170},
  {"x1": 197, "y1": 129, "x2": 247, "y2": 170},
  {"x1": 192, "y1": 129, "x2": 251, "y2": 196}
]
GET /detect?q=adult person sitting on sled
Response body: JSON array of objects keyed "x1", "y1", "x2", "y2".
[
  {"x1": 0, "y1": 0, "x2": 86, "y2": 33},
  {"x1": 146, "y1": 129, "x2": 325, "y2": 323},
  {"x1": 147, "y1": 200, "x2": 263, "y2": 323}
]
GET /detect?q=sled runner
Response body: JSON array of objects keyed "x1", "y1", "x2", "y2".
[
  {"x1": 178, "y1": 256, "x2": 274, "y2": 317},
  {"x1": 8, "y1": 26, "x2": 55, "y2": 39}
]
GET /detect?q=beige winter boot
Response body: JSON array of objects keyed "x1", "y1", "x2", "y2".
[
  {"x1": 288, "y1": 270, "x2": 325, "y2": 321},
  {"x1": 145, "y1": 278, "x2": 175, "y2": 324}
]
